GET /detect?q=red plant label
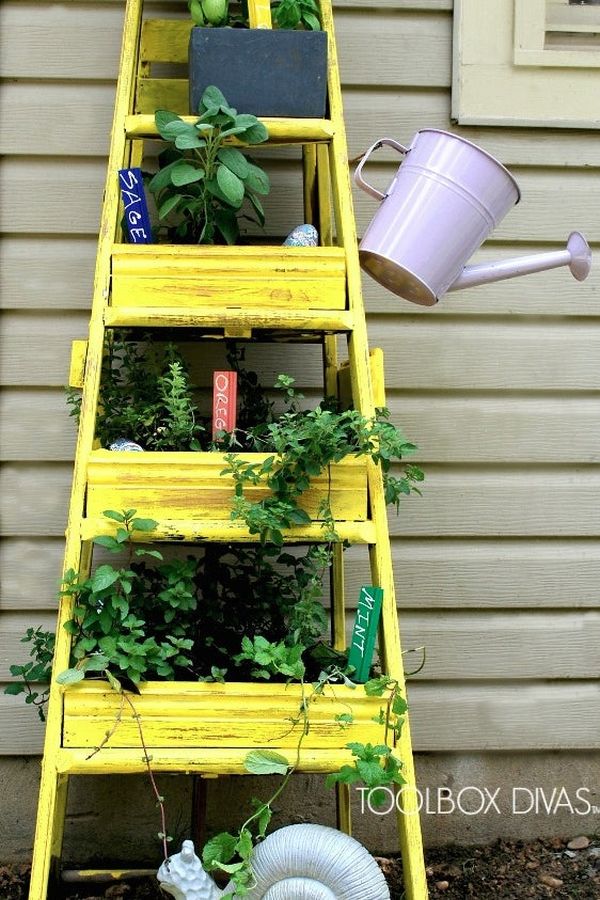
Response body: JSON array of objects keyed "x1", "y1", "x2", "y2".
[{"x1": 212, "y1": 371, "x2": 238, "y2": 437}]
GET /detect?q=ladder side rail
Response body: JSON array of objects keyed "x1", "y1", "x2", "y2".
[{"x1": 320, "y1": 2, "x2": 429, "y2": 896}]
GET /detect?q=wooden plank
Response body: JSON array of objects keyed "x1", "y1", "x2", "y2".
[
  {"x1": 346, "y1": 539, "x2": 600, "y2": 609},
  {"x1": 407, "y1": 682, "x2": 600, "y2": 750},
  {"x1": 0, "y1": 612, "x2": 56, "y2": 680},
  {"x1": 85, "y1": 451, "x2": 368, "y2": 523},
  {"x1": 387, "y1": 394, "x2": 600, "y2": 464},
  {"x1": 0, "y1": 391, "x2": 75, "y2": 460},
  {"x1": 10, "y1": 389, "x2": 600, "y2": 465},
  {"x1": 4, "y1": 681, "x2": 599, "y2": 755},
  {"x1": 0, "y1": 83, "x2": 114, "y2": 157},
  {"x1": 387, "y1": 467, "x2": 600, "y2": 537},
  {"x1": 3, "y1": 236, "x2": 598, "y2": 316},
  {"x1": 0, "y1": 312, "x2": 90, "y2": 387},
  {"x1": 0, "y1": 237, "x2": 96, "y2": 311},
  {"x1": 111, "y1": 245, "x2": 347, "y2": 311},
  {"x1": 5, "y1": 462, "x2": 600, "y2": 538},
  {"x1": 5, "y1": 82, "x2": 600, "y2": 170},
  {"x1": 0, "y1": 2, "x2": 126, "y2": 79},
  {"x1": 0, "y1": 538, "x2": 65, "y2": 611},
  {"x1": 367, "y1": 320, "x2": 600, "y2": 391},
  {"x1": 3, "y1": 535, "x2": 600, "y2": 612},
  {"x1": 5, "y1": 314, "x2": 600, "y2": 392},
  {"x1": 0, "y1": 5, "x2": 450, "y2": 87},
  {"x1": 3, "y1": 157, "x2": 599, "y2": 242},
  {"x1": 4, "y1": 608, "x2": 599, "y2": 681}
]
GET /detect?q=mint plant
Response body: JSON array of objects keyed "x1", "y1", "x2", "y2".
[
  {"x1": 150, "y1": 86, "x2": 270, "y2": 244},
  {"x1": 223, "y1": 374, "x2": 423, "y2": 544},
  {"x1": 4, "y1": 627, "x2": 55, "y2": 721}
]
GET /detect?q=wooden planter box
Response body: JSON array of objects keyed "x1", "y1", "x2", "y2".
[
  {"x1": 111, "y1": 245, "x2": 347, "y2": 312},
  {"x1": 85, "y1": 450, "x2": 367, "y2": 531},
  {"x1": 62, "y1": 682, "x2": 384, "y2": 751}
]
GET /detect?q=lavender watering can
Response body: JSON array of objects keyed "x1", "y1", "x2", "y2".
[{"x1": 354, "y1": 129, "x2": 592, "y2": 306}]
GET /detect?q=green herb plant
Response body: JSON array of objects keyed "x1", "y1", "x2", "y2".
[
  {"x1": 67, "y1": 334, "x2": 204, "y2": 451},
  {"x1": 188, "y1": 0, "x2": 321, "y2": 31},
  {"x1": 4, "y1": 628, "x2": 55, "y2": 721},
  {"x1": 149, "y1": 86, "x2": 270, "y2": 244},
  {"x1": 203, "y1": 670, "x2": 406, "y2": 896},
  {"x1": 223, "y1": 374, "x2": 424, "y2": 544}
]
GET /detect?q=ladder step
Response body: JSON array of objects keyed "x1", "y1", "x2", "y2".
[
  {"x1": 84, "y1": 451, "x2": 370, "y2": 541},
  {"x1": 104, "y1": 306, "x2": 354, "y2": 334},
  {"x1": 110, "y1": 244, "x2": 348, "y2": 314},
  {"x1": 125, "y1": 114, "x2": 335, "y2": 143},
  {"x1": 56, "y1": 746, "x2": 366, "y2": 776},
  {"x1": 81, "y1": 517, "x2": 376, "y2": 545},
  {"x1": 62, "y1": 869, "x2": 156, "y2": 884}
]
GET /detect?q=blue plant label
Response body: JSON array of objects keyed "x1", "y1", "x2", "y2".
[
  {"x1": 118, "y1": 168, "x2": 153, "y2": 244},
  {"x1": 347, "y1": 586, "x2": 383, "y2": 683}
]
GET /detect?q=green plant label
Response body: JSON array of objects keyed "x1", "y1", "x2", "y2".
[{"x1": 347, "y1": 586, "x2": 383, "y2": 683}]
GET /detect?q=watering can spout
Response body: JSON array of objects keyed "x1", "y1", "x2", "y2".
[{"x1": 448, "y1": 232, "x2": 592, "y2": 294}]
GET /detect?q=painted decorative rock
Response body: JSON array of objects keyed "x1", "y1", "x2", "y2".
[
  {"x1": 157, "y1": 825, "x2": 390, "y2": 899},
  {"x1": 282, "y1": 224, "x2": 319, "y2": 247},
  {"x1": 109, "y1": 437, "x2": 144, "y2": 452}
]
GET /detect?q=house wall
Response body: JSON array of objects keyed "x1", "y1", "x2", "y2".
[{"x1": 1, "y1": 0, "x2": 599, "y2": 860}]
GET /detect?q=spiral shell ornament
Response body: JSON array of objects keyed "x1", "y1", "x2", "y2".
[{"x1": 157, "y1": 824, "x2": 390, "y2": 899}]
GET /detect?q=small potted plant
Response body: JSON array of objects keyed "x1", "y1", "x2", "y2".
[
  {"x1": 111, "y1": 86, "x2": 347, "y2": 314},
  {"x1": 187, "y1": 0, "x2": 328, "y2": 118}
]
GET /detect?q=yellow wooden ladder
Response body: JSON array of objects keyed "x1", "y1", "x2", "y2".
[{"x1": 28, "y1": 1, "x2": 428, "y2": 897}]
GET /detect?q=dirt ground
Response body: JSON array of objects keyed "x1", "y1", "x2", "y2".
[{"x1": 1, "y1": 834, "x2": 599, "y2": 899}]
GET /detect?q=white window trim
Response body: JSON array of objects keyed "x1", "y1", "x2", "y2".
[{"x1": 514, "y1": 0, "x2": 600, "y2": 68}]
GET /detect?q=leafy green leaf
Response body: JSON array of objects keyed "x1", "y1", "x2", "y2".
[
  {"x1": 202, "y1": 832, "x2": 237, "y2": 869},
  {"x1": 171, "y1": 162, "x2": 205, "y2": 187},
  {"x1": 244, "y1": 749, "x2": 289, "y2": 776},
  {"x1": 155, "y1": 109, "x2": 181, "y2": 138},
  {"x1": 217, "y1": 147, "x2": 250, "y2": 180},
  {"x1": 93, "y1": 535, "x2": 121, "y2": 552},
  {"x1": 244, "y1": 164, "x2": 270, "y2": 195},
  {"x1": 216, "y1": 165, "x2": 244, "y2": 208},
  {"x1": 102, "y1": 510, "x2": 126, "y2": 523},
  {"x1": 56, "y1": 668, "x2": 85, "y2": 685},
  {"x1": 90, "y1": 565, "x2": 120, "y2": 593},
  {"x1": 131, "y1": 517, "x2": 158, "y2": 533},
  {"x1": 4, "y1": 682, "x2": 25, "y2": 695},
  {"x1": 201, "y1": 85, "x2": 229, "y2": 110}
]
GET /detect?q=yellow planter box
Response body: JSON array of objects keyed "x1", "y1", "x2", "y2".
[
  {"x1": 111, "y1": 245, "x2": 347, "y2": 311},
  {"x1": 84, "y1": 450, "x2": 368, "y2": 535},
  {"x1": 62, "y1": 681, "x2": 385, "y2": 751}
]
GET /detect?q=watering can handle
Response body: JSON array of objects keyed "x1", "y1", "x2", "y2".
[{"x1": 354, "y1": 138, "x2": 409, "y2": 201}]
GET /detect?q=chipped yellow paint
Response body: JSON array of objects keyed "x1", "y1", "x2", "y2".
[
  {"x1": 29, "y1": 1, "x2": 428, "y2": 898},
  {"x1": 68, "y1": 341, "x2": 87, "y2": 389},
  {"x1": 111, "y1": 245, "x2": 347, "y2": 311},
  {"x1": 62, "y1": 682, "x2": 384, "y2": 750},
  {"x1": 125, "y1": 115, "x2": 335, "y2": 142},
  {"x1": 85, "y1": 450, "x2": 368, "y2": 527}
]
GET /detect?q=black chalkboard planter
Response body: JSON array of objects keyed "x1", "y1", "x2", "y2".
[{"x1": 189, "y1": 28, "x2": 328, "y2": 118}]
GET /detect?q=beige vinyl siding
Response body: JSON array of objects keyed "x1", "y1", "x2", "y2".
[{"x1": 1, "y1": 0, "x2": 599, "y2": 761}]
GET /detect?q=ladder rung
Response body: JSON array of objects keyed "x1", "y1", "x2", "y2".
[
  {"x1": 80, "y1": 517, "x2": 377, "y2": 545},
  {"x1": 56, "y1": 746, "x2": 361, "y2": 776},
  {"x1": 62, "y1": 869, "x2": 155, "y2": 884},
  {"x1": 104, "y1": 306, "x2": 355, "y2": 333},
  {"x1": 125, "y1": 114, "x2": 335, "y2": 143}
]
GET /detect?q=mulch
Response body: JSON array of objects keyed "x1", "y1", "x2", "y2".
[{"x1": 1, "y1": 835, "x2": 599, "y2": 899}]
